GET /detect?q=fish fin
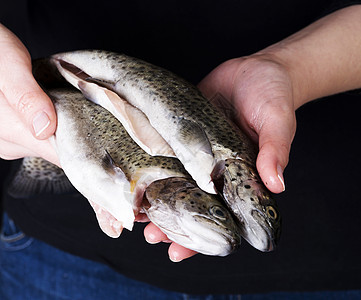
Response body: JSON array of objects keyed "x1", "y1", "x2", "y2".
[
  {"x1": 102, "y1": 150, "x2": 128, "y2": 184},
  {"x1": 78, "y1": 81, "x2": 176, "y2": 157},
  {"x1": 177, "y1": 118, "x2": 213, "y2": 156},
  {"x1": 175, "y1": 118, "x2": 216, "y2": 193},
  {"x1": 88, "y1": 200, "x2": 123, "y2": 238},
  {"x1": 8, "y1": 157, "x2": 75, "y2": 198},
  {"x1": 211, "y1": 160, "x2": 226, "y2": 193}
]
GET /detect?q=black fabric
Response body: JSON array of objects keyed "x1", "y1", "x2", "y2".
[
  {"x1": 2, "y1": 0, "x2": 339, "y2": 82},
  {"x1": 1, "y1": 0, "x2": 361, "y2": 295}
]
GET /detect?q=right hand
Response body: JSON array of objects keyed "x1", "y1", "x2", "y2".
[{"x1": 0, "y1": 24, "x2": 59, "y2": 165}]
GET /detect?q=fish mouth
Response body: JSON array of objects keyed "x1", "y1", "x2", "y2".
[
  {"x1": 191, "y1": 213, "x2": 241, "y2": 253},
  {"x1": 159, "y1": 220, "x2": 241, "y2": 254},
  {"x1": 237, "y1": 210, "x2": 277, "y2": 252}
]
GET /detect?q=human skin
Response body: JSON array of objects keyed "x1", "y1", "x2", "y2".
[{"x1": 1, "y1": 5, "x2": 361, "y2": 262}]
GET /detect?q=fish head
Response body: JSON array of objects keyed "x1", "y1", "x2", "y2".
[
  {"x1": 222, "y1": 159, "x2": 281, "y2": 252},
  {"x1": 144, "y1": 177, "x2": 241, "y2": 256}
]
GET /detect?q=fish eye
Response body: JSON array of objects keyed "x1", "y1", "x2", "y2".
[
  {"x1": 266, "y1": 206, "x2": 277, "y2": 220},
  {"x1": 209, "y1": 206, "x2": 227, "y2": 220}
]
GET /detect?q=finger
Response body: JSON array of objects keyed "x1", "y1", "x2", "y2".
[
  {"x1": 0, "y1": 138, "x2": 59, "y2": 166},
  {"x1": 1, "y1": 66, "x2": 56, "y2": 140},
  {"x1": 0, "y1": 25, "x2": 56, "y2": 140},
  {"x1": 143, "y1": 223, "x2": 197, "y2": 261},
  {"x1": 0, "y1": 90, "x2": 59, "y2": 165},
  {"x1": 0, "y1": 139, "x2": 38, "y2": 159},
  {"x1": 143, "y1": 222, "x2": 168, "y2": 244},
  {"x1": 168, "y1": 243, "x2": 197, "y2": 262},
  {"x1": 256, "y1": 108, "x2": 296, "y2": 193}
]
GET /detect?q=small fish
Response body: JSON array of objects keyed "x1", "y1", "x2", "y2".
[
  {"x1": 50, "y1": 50, "x2": 281, "y2": 251},
  {"x1": 26, "y1": 87, "x2": 240, "y2": 256}
]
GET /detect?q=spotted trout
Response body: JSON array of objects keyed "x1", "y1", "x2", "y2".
[
  {"x1": 23, "y1": 87, "x2": 240, "y2": 256},
  {"x1": 50, "y1": 50, "x2": 281, "y2": 251}
]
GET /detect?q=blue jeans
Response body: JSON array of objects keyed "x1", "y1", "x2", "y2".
[{"x1": 1, "y1": 213, "x2": 361, "y2": 300}]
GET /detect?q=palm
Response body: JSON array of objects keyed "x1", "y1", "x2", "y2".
[{"x1": 198, "y1": 56, "x2": 296, "y2": 194}]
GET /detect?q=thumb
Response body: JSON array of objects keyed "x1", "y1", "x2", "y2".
[
  {"x1": 0, "y1": 24, "x2": 56, "y2": 139},
  {"x1": 4, "y1": 70, "x2": 57, "y2": 139},
  {"x1": 255, "y1": 106, "x2": 296, "y2": 194}
]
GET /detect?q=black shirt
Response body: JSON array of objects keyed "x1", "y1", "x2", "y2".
[{"x1": 1, "y1": 0, "x2": 361, "y2": 294}]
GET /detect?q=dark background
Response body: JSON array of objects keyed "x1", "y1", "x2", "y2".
[{"x1": 1, "y1": 0, "x2": 361, "y2": 294}]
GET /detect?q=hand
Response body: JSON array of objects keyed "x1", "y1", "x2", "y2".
[
  {"x1": 198, "y1": 55, "x2": 297, "y2": 194},
  {"x1": 0, "y1": 24, "x2": 58, "y2": 165}
]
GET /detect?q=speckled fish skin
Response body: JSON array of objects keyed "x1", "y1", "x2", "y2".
[
  {"x1": 223, "y1": 159, "x2": 281, "y2": 251},
  {"x1": 144, "y1": 177, "x2": 240, "y2": 256},
  {"x1": 51, "y1": 50, "x2": 281, "y2": 252},
  {"x1": 48, "y1": 87, "x2": 240, "y2": 256}
]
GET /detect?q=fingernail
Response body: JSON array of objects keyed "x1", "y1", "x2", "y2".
[
  {"x1": 277, "y1": 164, "x2": 286, "y2": 192},
  {"x1": 145, "y1": 233, "x2": 160, "y2": 244},
  {"x1": 170, "y1": 251, "x2": 182, "y2": 263},
  {"x1": 112, "y1": 221, "x2": 123, "y2": 231},
  {"x1": 33, "y1": 111, "x2": 50, "y2": 137}
]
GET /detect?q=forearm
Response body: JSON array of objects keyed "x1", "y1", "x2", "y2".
[{"x1": 258, "y1": 5, "x2": 361, "y2": 109}]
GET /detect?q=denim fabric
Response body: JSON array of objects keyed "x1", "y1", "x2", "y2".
[{"x1": 1, "y1": 213, "x2": 361, "y2": 300}]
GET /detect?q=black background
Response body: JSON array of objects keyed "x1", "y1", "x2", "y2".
[{"x1": 1, "y1": 0, "x2": 361, "y2": 294}]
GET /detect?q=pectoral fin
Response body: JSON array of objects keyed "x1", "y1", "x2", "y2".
[
  {"x1": 102, "y1": 150, "x2": 128, "y2": 184},
  {"x1": 88, "y1": 199, "x2": 123, "y2": 238},
  {"x1": 177, "y1": 118, "x2": 213, "y2": 156},
  {"x1": 175, "y1": 118, "x2": 216, "y2": 194}
]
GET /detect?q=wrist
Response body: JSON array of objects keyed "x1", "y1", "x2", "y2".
[
  {"x1": 255, "y1": 5, "x2": 361, "y2": 109},
  {"x1": 253, "y1": 47, "x2": 309, "y2": 110}
]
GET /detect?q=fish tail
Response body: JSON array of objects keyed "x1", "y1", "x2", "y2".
[{"x1": 8, "y1": 158, "x2": 75, "y2": 198}]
